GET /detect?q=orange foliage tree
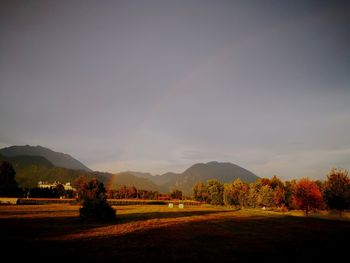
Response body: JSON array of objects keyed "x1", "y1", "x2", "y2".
[{"x1": 292, "y1": 178, "x2": 323, "y2": 216}]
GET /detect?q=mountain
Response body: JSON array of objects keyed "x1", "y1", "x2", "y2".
[
  {"x1": 0, "y1": 154, "x2": 54, "y2": 169},
  {"x1": 0, "y1": 147, "x2": 259, "y2": 195},
  {"x1": 128, "y1": 161, "x2": 259, "y2": 195},
  {"x1": 0, "y1": 153, "x2": 158, "y2": 191},
  {"x1": 182, "y1": 161, "x2": 258, "y2": 183},
  {"x1": 127, "y1": 171, "x2": 180, "y2": 193},
  {"x1": 152, "y1": 172, "x2": 180, "y2": 186},
  {"x1": 0, "y1": 154, "x2": 97, "y2": 188},
  {"x1": 124, "y1": 171, "x2": 154, "y2": 180},
  {"x1": 128, "y1": 171, "x2": 179, "y2": 186},
  {"x1": 110, "y1": 172, "x2": 159, "y2": 191},
  {"x1": 0, "y1": 145, "x2": 91, "y2": 172},
  {"x1": 157, "y1": 161, "x2": 259, "y2": 195}
]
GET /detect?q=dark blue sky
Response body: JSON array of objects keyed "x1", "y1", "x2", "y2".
[{"x1": 1, "y1": 0, "x2": 349, "y2": 179}]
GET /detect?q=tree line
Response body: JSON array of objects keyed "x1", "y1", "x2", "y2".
[
  {"x1": 106, "y1": 186, "x2": 183, "y2": 200},
  {"x1": 2, "y1": 160, "x2": 349, "y2": 216},
  {"x1": 193, "y1": 168, "x2": 350, "y2": 215}
]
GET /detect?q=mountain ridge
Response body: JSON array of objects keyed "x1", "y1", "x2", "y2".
[
  {"x1": 0, "y1": 149, "x2": 159, "y2": 191},
  {"x1": 0, "y1": 145, "x2": 92, "y2": 172},
  {"x1": 130, "y1": 161, "x2": 259, "y2": 195},
  {"x1": 1, "y1": 145, "x2": 259, "y2": 195}
]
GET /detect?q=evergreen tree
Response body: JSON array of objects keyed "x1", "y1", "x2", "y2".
[
  {"x1": 0, "y1": 161, "x2": 20, "y2": 197},
  {"x1": 75, "y1": 177, "x2": 116, "y2": 221},
  {"x1": 324, "y1": 168, "x2": 350, "y2": 215}
]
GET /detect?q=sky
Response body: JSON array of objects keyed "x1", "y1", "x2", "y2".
[{"x1": 0, "y1": 0, "x2": 349, "y2": 179}]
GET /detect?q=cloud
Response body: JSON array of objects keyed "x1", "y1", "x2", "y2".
[{"x1": 250, "y1": 147, "x2": 350, "y2": 180}]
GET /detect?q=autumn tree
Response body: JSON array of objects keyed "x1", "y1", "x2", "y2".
[
  {"x1": 273, "y1": 186, "x2": 286, "y2": 207},
  {"x1": 129, "y1": 186, "x2": 138, "y2": 198},
  {"x1": 119, "y1": 185, "x2": 129, "y2": 199},
  {"x1": 207, "y1": 179, "x2": 224, "y2": 205},
  {"x1": 269, "y1": 176, "x2": 286, "y2": 207},
  {"x1": 74, "y1": 176, "x2": 88, "y2": 197},
  {"x1": 0, "y1": 161, "x2": 20, "y2": 197},
  {"x1": 224, "y1": 182, "x2": 238, "y2": 206},
  {"x1": 247, "y1": 180, "x2": 261, "y2": 207},
  {"x1": 193, "y1": 182, "x2": 209, "y2": 202},
  {"x1": 284, "y1": 180, "x2": 296, "y2": 208},
  {"x1": 248, "y1": 179, "x2": 274, "y2": 208},
  {"x1": 144, "y1": 190, "x2": 158, "y2": 200},
  {"x1": 235, "y1": 178, "x2": 249, "y2": 207},
  {"x1": 260, "y1": 178, "x2": 271, "y2": 186},
  {"x1": 170, "y1": 189, "x2": 183, "y2": 200},
  {"x1": 292, "y1": 178, "x2": 323, "y2": 216},
  {"x1": 257, "y1": 185, "x2": 274, "y2": 207},
  {"x1": 75, "y1": 177, "x2": 116, "y2": 221},
  {"x1": 323, "y1": 168, "x2": 350, "y2": 215},
  {"x1": 224, "y1": 178, "x2": 249, "y2": 207},
  {"x1": 269, "y1": 175, "x2": 284, "y2": 189}
]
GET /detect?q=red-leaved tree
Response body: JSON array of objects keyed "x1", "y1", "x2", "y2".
[{"x1": 292, "y1": 178, "x2": 323, "y2": 216}]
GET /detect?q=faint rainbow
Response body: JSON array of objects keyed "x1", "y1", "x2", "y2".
[{"x1": 104, "y1": 13, "x2": 309, "y2": 190}]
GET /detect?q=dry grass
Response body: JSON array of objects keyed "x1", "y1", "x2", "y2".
[
  {"x1": 1, "y1": 203, "x2": 349, "y2": 262},
  {"x1": 0, "y1": 203, "x2": 79, "y2": 218}
]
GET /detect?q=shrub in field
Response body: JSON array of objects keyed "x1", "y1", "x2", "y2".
[{"x1": 75, "y1": 176, "x2": 116, "y2": 221}]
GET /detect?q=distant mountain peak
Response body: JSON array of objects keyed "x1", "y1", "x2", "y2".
[
  {"x1": 135, "y1": 161, "x2": 259, "y2": 195},
  {"x1": 0, "y1": 145, "x2": 91, "y2": 172},
  {"x1": 170, "y1": 161, "x2": 259, "y2": 195}
]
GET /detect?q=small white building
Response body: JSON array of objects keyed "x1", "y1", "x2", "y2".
[{"x1": 38, "y1": 181, "x2": 75, "y2": 191}]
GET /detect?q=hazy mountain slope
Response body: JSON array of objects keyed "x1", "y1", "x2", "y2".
[
  {"x1": 0, "y1": 147, "x2": 258, "y2": 195},
  {"x1": 0, "y1": 154, "x2": 96, "y2": 188},
  {"x1": 120, "y1": 162, "x2": 258, "y2": 195},
  {"x1": 0, "y1": 154, "x2": 159, "y2": 191},
  {"x1": 152, "y1": 172, "x2": 180, "y2": 186},
  {"x1": 123, "y1": 171, "x2": 179, "y2": 193},
  {"x1": 124, "y1": 171, "x2": 154, "y2": 180},
  {"x1": 0, "y1": 154, "x2": 54, "y2": 169},
  {"x1": 0, "y1": 145, "x2": 91, "y2": 172},
  {"x1": 110, "y1": 172, "x2": 159, "y2": 191}
]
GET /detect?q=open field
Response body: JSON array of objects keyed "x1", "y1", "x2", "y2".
[{"x1": 1, "y1": 204, "x2": 350, "y2": 262}]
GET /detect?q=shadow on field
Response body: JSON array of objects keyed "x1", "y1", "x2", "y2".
[
  {"x1": 0, "y1": 208, "x2": 76, "y2": 216},
  {"x1": 117, "y1": 209, "x2": 233, "y2": 223},
  {"x1": 0, "y1": 216, "x2": 98, "y2": 240},
  {"x1": 1, "y1": 210, "x2": 350, "y2": 263},
  {"x1": 0, "y1": 208, "x2": 232, "y2": 240}
]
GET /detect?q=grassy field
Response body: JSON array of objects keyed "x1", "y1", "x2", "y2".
[{"x1": 1, "y1": 204, "x2": 349, "y2": 262}]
